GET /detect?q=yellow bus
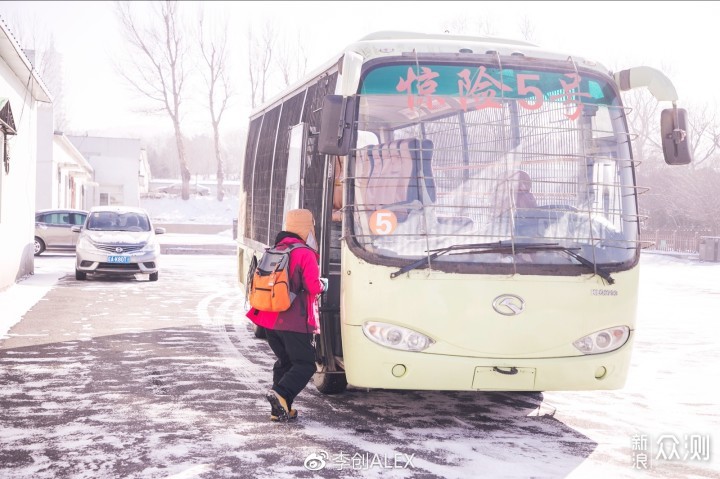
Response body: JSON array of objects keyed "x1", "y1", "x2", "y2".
[{"x1": 237, "y1": 31, "x2": 691, "y2": 394}]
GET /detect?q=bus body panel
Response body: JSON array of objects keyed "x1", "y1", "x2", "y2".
[
  {"x1": 236, "y1": 31, "x2": 689, "y2": 394},
  {"x1": 341, "y1": 323, "x2": 634, "y2": 391},
  {"x1": 340, "y1": 249, "x2": 639, "y2": 360}
]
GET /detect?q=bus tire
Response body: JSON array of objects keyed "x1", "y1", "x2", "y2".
[
  {"x1": 252, "y1": 324, "x2": 267, "y2": 339},
  {"x1": 313, "y1": 366, "x2": 348, "y2": 395}
]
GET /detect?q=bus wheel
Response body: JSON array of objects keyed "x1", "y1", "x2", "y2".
[
  {"x1": 313, "y1": 366, "x2": 348, "y2": 395},
  {"x1": 252, "y1": 324, "x2": 267, "y2": 339}
]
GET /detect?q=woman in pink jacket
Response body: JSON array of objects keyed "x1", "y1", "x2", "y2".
[{"x1": 246, "y1": 209, "x2": 327, "y2": 421}]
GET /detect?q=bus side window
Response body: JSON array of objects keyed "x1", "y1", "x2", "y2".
[
  {"x1": 353, "y1": 144, "x2": 377, "y2": 245},
  {"x1": 332, "y1": 156, "x2": 343, "y2": 222}
]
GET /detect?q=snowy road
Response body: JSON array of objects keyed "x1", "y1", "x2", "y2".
[{"x1": 0, "y1": 253, "x2": 718, "y2": 478}]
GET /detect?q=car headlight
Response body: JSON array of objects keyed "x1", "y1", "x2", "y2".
[
  {"x1": 362, "y1": 321, "x2": 435, "y2": 352},
  {"x1": 76, "y1": 236, "x2": 96, "y2": 252},
  {"x1": 139, "y1": 240, "x2": 159, "y2": 253},
  {"x1": 573, "y1": 326, "x2": 630, "y2": 355}
]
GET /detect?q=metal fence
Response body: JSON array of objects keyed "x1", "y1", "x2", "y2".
[{"x1": 641, "y1": 229, "x2": 718, "y2": 254}]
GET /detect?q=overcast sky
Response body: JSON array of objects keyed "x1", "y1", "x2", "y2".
[{"x1": 0, "y1": 1, "x2": 717, "y2": 139}]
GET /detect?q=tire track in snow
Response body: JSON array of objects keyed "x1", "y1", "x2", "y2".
[{"x1": 196, "y1": 288, "x2": 267, "y2": 392}]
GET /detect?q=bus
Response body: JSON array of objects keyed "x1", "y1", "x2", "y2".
[{"x1": 237, "y1": 31, "x2": 692, "y2": 395}]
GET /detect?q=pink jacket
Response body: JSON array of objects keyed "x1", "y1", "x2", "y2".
[{"x1": 246, "y1": 237, "x2": 323, "y2": 334}]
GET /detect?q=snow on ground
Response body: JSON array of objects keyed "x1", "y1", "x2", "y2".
[
  {"x1": 1, "y1": 252, "x2": 718, "y2": 478},
  {"x1": 1, "y1": 196, "x2": 240, "y2": 341},
  {"x1": 2, "y1": 193, "x2": 718, "y2": 477},
  {"x1": 139, "y1": 195, "x2": 240, "y2": 225},
  {"x1": 0, "y1": 260, "x2": 69, "y2": 341}
]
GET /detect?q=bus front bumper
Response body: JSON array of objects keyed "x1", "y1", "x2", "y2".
[{"x1": 342, "y1": 326, "x2": 634, "y2": 392}]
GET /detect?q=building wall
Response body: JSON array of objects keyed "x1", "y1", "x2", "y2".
[
  {"x1": 49, "y1": 133, "x2": 95, "y2": 211},
  {"x1": 67, "y1": 136, "x2": 142, "y2": 207},
  {"x1": 0, "y1": 61, "x2": 42, "y2": 290},
  {"x1": 35, "y1": 108, "x2": 55, "y2": 211},
  {"x1": 138, "y1": 148, "x2": 150, "y2": 195}
]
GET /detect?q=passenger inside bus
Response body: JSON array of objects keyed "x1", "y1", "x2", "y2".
[
  {"x1": 510, "y1": 170, "x2": 545, "y2": 240},
  {"x1": 494, "y1": 169, "x2": 537, "y2": 214},
  {"x1": 512, "y1": 170, "x2": 538, "y2": 209}
]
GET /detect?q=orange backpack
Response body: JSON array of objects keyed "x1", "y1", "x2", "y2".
[{"x1": 248, "y1": 243, "x2": 309, "y2": 312}]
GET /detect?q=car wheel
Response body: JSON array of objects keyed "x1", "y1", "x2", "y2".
[
  {"x1": 75, "y1": 269, "x2": 87, "y2": 280},
  {"x1": 34, "y1": 237, "x2": 46, "y2": 256},
  {"x1": 149, "y1": 272, "x2": 159, "y2": 282}
]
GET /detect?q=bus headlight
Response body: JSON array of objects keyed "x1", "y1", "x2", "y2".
[
  {"x1": 573, "y1": 326, "x2": 630, "y2": 355},
  {"x1": 362, "y1": 321, "x2": 435, "y2": 352}
]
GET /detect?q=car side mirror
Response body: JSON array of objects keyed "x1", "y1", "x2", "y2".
[
  {"x1": 155, "y1": 227, "x2": 166, "y2": 235},
  {"x1": 661, "y1": 107, "x2": 693, "y2": 165},
  {"x1": 71, "y1": 225, "x2": 82, "y2": 233}
]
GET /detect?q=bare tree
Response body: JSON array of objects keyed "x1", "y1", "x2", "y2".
[
  {"x1": 517, "y1": 15, "x2": 536, "y2": 42},
  {"x1": 276, "y1": 30, "x2": 309, "y2": 88},
  {"x1": 443, "y1": 15, "x2": 494, "y2": 37},
  {"x1": 246, "y1": 28, "x2": 259, "y2": 110},
  {"x1": 685, "y1": 101, "x2": 720, "y2": 169},
  {"x1": 115, "y1": 0, "x2": 192, "y2": 199},
  {"x1": 626, "y1": 89, "x2": 720, "y2": 233},
  {"x1": 442, "y1": 17, "x2": 469, "y2": 35},
  {"x1": 622, "y1": 89, "x2": 662, "y2": 168},
  {"x1": 626, "y1": 90, "x2": 720, "y2": 170},
  {"x1": 198, "y1": 11, "x2": 233, "y2": 201},
  {"x1": 247, "y1": 21, "x2": 276, "y2": 108},
  {"x1": 638, "y1": 165, "x2": 720, "y2": 231},
  {"x1": 474, "y1": 16, "x2": 496, "y2": 37}
]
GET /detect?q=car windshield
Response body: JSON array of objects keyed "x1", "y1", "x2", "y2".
[{"x1": 86, "y1": 212, "x2": 151, "y2": 232}]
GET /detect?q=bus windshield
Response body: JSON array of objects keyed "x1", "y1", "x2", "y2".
[{"x1": 348, "y1": 60, "x2": 638, "y2": 271}]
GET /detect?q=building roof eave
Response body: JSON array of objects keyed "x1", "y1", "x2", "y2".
[{"x1": 0, "y1": 17, "x2": 53, "y2": 103}]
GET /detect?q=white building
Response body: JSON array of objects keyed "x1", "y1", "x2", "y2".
[
  {"x1": 67, "y1": 135, "x2": 148, "y2": 207},
  {"x1": 138, "y1": 147, "x2": 150, "y2": 195},
  {"x1": 0, "y1": 18, "x2": 52, "y2": 292},
  {"x1": 35, "y1": 132, "x2": 96, "y2": 211}
]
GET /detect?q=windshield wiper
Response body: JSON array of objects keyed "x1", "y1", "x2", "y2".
[
  {"x1": 390, "y1": 241, "x2": 506, "y2": 279},
  {"x1": 549, "y1": 245, "x2": 615, "y2": 285},
  {"x1": 390, "y1": 241, "x2": 615, "y2": 284}
]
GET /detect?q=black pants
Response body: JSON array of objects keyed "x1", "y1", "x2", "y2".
[{"x1": 265, "y1": 329, "x2": 316, "y2": 408}]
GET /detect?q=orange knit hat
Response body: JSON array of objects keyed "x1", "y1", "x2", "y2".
[{"x1": 284, "y1": 209, "x2": 315, "y2": 242}]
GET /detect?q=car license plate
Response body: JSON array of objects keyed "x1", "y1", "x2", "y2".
[{"x1": 107, "y1": 255, "x2": 131, "y2": 263}]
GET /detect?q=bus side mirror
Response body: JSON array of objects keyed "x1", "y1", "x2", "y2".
[
  {"x1": 318, "y1": 95, "x2": 356, "y2": 156},
  {"x1": 660, "y1": 108, "x2": 693, "y2": 165}
]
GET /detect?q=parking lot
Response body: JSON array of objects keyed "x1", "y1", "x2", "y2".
[{"x1": 0, "y1": 252, "x2": 717, "y2": 478}]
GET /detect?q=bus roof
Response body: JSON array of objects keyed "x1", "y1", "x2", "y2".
[
  {"x1": 248, "y1": 30, "x2": 609, "y2": 118},
  {"x1": 346, "y1": 30, "x2": 603, "y2": 68},
  {"x1": 357, "y1": 30, "x2": 539, "y2": 48}
]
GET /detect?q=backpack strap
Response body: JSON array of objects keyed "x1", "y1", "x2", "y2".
[
  {"x1": 281, "y1": 242, "x2": 312, "y2": 295},
  {"x1": 269, "y1": 242, "x2": 310, "y2": 252},
  {"x1": 245, "y1": 254, "x2": 258, "y2": 301},
  {"x1": 286, "y1": 242, "x2": 311, "y2": 252}
]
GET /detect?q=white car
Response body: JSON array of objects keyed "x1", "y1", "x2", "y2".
[{"x1": 72, "y1": 206, "x2": 165, "y2": 281}]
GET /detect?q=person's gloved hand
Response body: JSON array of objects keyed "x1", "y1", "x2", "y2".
[{"x1": 319, "y1": 277, "x2": 329, "y2": 293}]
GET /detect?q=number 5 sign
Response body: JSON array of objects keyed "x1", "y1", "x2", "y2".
[{"x1": 369, "y1": 210, "x2": 397, "y2": 235}]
